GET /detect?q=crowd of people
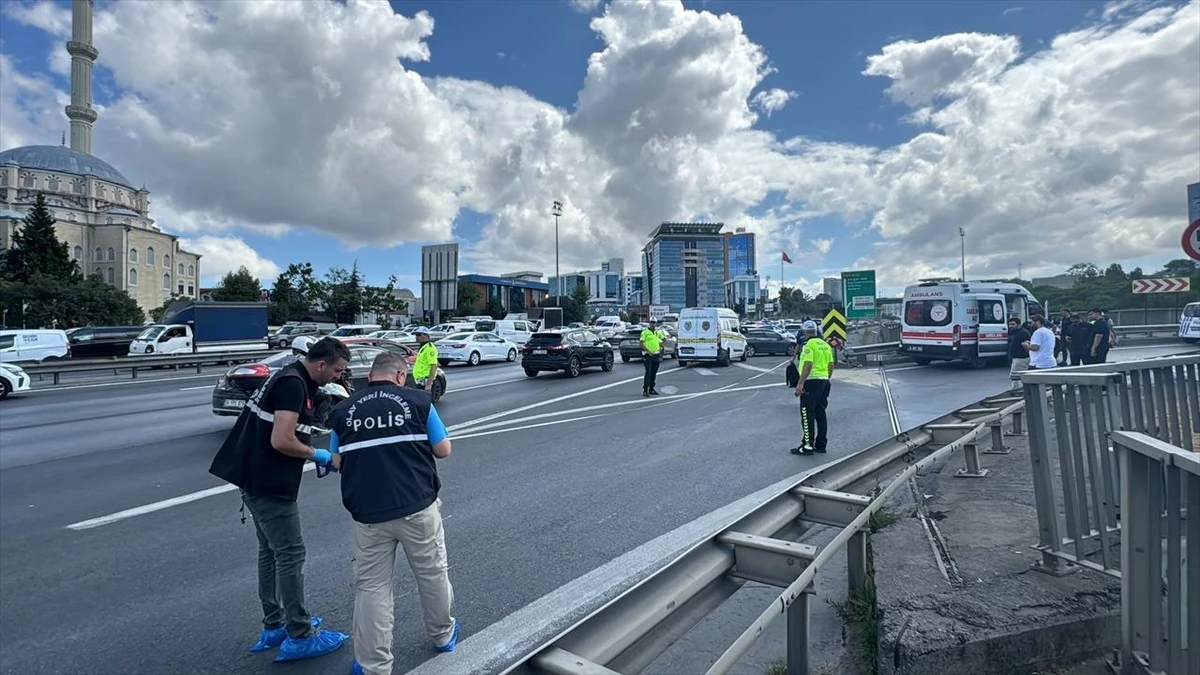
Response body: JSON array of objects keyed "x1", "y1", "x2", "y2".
[{"x1": 1007, "y1": 308, "x2": 1117, "y2": 387}]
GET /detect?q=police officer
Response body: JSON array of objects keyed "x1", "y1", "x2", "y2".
[
  {"x1": 410, "y1": 327, "x2": 440, "y2": 396},
  {"x1": 791, "y1": 320, "x2": 834, "y2": 456},
  {"x1": 640, "y1": 319, "x2": 667, "y2": 397},
  {"x1": 208, "y1": 337, "x2": 351, "y2": 662},
  {"x1": 327, "y1": 351, "x2": 458, "y2": 675}
]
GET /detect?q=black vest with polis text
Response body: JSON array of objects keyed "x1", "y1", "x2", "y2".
[
  {"x1": 330, "y1": 381, "x2": 439, "y2": 524},
  {"x1": 209, "y1": 361, "x2": 317, "y2": 502}
]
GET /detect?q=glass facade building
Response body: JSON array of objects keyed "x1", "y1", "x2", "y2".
[
  {"x1": 642, "y1": 222, "x2": 726, "y2": 312},
  {"x1": 724, "y1": 230, "x2": 756, "y2": 279}
]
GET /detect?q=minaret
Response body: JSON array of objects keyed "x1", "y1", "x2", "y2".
[{"x1": 65, "y1": 0, "x2": 99, "y2": 155}]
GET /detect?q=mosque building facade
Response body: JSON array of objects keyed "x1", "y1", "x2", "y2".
[{"x1": 0, "y1": 0, "x2": 201, "y2": 312}]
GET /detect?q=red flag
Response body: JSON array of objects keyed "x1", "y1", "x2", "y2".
[{"x1": 782, "y1": 252, "x2": 793, "y2": 264}]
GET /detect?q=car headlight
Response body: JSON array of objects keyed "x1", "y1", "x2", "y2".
[{"x1": 0, "y1": 363, "x2": 25, "y2": 376}]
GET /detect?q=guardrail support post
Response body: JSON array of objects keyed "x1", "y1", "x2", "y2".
[
  {"x1": 131, "y1": 366, "x2": 138, "y2": 380},
  {"x1": 1006, "y1": 410, "x2": 1026, "y2": 437},
  {"x1": 955, "y1": 441, "x2": 989, "y2": 478},
  {"x1": 847, "y1": 530, "x2": 868, "y2": 596},
  {"x1": 786, "y1": 592, "x2": 810, "y2": 675},
  {"x1": 984, "y1": 421, "x2": 1012, "y2": 455}
]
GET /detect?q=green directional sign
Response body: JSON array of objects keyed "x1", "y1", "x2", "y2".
[{"x1": 841, "y1": 270, "x2": 877, "y2": 320}]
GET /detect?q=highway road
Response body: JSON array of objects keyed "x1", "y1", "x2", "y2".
[{"x1": 0, "y1": 343, "x2": 1195, "y2": 675}]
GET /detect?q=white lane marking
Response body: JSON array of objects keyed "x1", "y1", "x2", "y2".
[
  {"x1": 447, "y1": 367, "x2": 682, "y2": 432},
  {"x1": 735, "y1": 363, "x2": 771, "y2": 373},
  {"x1": 179, "y1": 385, "x2": 213, "y2": 391},
  {"x1": 658, "y1": 385, "x2": 679, "y2": 395},
  {"x1": 29, "y1": 373, "x2": 218, "y2": 394},
  {"x1": 65, "y1": 464, "x2": 318, "y2": 531},
  {"x1": 451, "y1": 377, "x2": 529, "y2": 393},
  {"x1": 451, "y1": 414, "x2": 606, "y2": 441},
  {"x1": 693, "y1": 368, "x2": 717, "y2": 376}
]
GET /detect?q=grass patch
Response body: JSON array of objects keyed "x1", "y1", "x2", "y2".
[
  {"x1": 763, "y1": 658, "x2": 839, "y2": 675},
  {"x1": 869, "y1": 504, "x2": 900, "y2": 533},
  {"x1": 830, "y1": 576, "x2": 880, "y2": 675}
]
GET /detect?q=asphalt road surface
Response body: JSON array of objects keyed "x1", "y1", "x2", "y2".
[{"x1": 0, "y1": 343, "x2": 1194, "y2": 675}]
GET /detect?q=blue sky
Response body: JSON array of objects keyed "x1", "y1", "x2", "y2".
[{"x1": 1, "y1": 0, "x2": 1195, "y2": 296}]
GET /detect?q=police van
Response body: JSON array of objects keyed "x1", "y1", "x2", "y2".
[
  {"x1": 1179, "y1": 302, "x2": 1200, "y2": 343},
  {"x1": 676, "y1": 307, "x2": 747, "y2": 367},
  {"x1": 901, "y1": 279, "x2": 1042, "y2": 368}
]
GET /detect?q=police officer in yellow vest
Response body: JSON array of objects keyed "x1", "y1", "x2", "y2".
[
  {"x1": 792, "y1": 320, "x2": 834, "y2": 455},
  {"x1": 640, "y1": 319, "x2": 667, "y2": 397},
  {"x1": 410, "y1": 328, "x2": 440, "y2": 396}
]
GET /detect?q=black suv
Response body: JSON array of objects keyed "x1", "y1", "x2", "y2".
[{"x1": 521, "y1": 329, "x2": 614, "y2": 378}]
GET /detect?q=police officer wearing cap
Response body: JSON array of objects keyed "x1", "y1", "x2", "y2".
[
  {"x1": 792, "y1": 320, "x2": 834, "y2": 455},
  {"x1": 410, "y1": 327, "x2": 440, "y2": 396},
  {"x1": 327, "y1": 351, "x2": 458, "y2": 674},
  {"x1": 640, "y1": 319, "x2": 667, "y2": 397},
  {"x1": 208, "y1": 336, "x2": 352, "y2": 662}
]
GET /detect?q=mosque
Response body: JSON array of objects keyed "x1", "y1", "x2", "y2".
[{"x1": 0, "y1": 0, "x2": 201, "y2": 313}]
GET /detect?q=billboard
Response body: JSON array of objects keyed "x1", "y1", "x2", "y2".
[{"x1": 841, "y1": 270, "x2": 877, "y2": 320}]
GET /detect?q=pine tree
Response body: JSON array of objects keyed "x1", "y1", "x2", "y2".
[{"x1": 1, "y1": 193, "x2": 78, "y2": 284}]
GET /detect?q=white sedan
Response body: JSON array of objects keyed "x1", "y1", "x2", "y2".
[
  {"x1": 435, "y1": 332, "x2": 519, "y2": 366},
  {"x1": 0, "y1": 362, "x2": 31, "y2": 399}
]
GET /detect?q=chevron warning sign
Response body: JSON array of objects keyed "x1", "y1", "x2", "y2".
[
  {"x1": 1131, "y1": 277, "x2": 1191, "y2": 294},
  {"x1": 822, "y1": 308, "x2": 847, "y2": 341}
]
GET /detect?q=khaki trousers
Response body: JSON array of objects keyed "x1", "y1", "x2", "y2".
[{"x1": 353, "y1": 498, "x2": 455, "y2": 675}]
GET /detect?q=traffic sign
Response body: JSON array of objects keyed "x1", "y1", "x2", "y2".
[
  {"x1": 826, "y1": 335, "x2": 845, "y2": 350},
  {"x1": 840, "y1": 270, "x2": 876, "y2": 320},
  {"x1": 1184, "y1": 219, "x2": 1200, "y2": 262},
  {"x1": 822, "y1": 307, "x2": 847, "y2": 340},
  {"x1": 1131, "y1": 277, "x2": 1191, "y2": 294}
]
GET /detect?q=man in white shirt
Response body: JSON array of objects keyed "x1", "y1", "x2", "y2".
[{"x1": 1024, "y1": 315, "x2": 1058, "y2": 370}]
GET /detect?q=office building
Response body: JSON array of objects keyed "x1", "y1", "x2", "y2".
[
  {"x1": 642, "y1": 222, "x2": 726, "y2": 312},
  {"x1": 457, "y1": 273, "x2": 548, "y2": 314},
  {"x1": 546, "y1": 272, "x2": 587, "y2": 299},
  {"x1": 725, "y1": 275, "x2": 761, "y2": 313},
  {"x1": 624, "y1": 273, "x2": 644, "y2": 307},
  {"x1": 420, "y1": 243, "x2": 459, "y2": 323},
  {"x1": 823, "y1": 277, "x2": 843, "y2": 301},
  {"x1": 723, "y1": 229, "x2": 756, "y2": 280}
]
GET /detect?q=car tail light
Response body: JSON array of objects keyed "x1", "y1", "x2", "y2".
[
  {"x1": 446, "y1": 343, "x2": 467, "y2": 349},
  {"x1": 952, "y1": 325, "x2": 961, "y2": 347},
  {"x1": 232, "y1": 364, "x2": 271, "y2": 378}
]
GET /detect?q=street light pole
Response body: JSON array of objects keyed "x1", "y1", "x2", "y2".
[
  {"x1": 552, "y1": 200, "x2": 563, "y2": 307},
  {"x1": 958, "y1": 227, "x2": 966, "y2": 281}
]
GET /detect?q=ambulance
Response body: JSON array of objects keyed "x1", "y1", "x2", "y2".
[{"x1": 900, "y1": 279, "x2": 1043, "y2": 368}]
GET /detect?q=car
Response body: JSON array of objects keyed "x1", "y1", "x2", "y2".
[
  {"x1": 211, "y1": 344, "x2": 444, "y2": 418},
  {"x1": 521, "y1": 329, "x2": 614, "y2": 378},
  {"x1": 0, "y1": 362, "x2": 31, "y2": 399},
  {"x1": 434, "y1": 331, "x2": 519, "y2": 366},
  {"x1": 618, "y1": 327, "x2": 678, "y2": 362},
  {"x1": 741, "y1": 327, "x2": 798, "y2": 358},
  {"x1": 325, "y1": 338, "x2": 448, "y2": 401},
  {"x1": 269, "y1": 323, "x2": 323, "y2": 349},
  {"x1": 0, "y1": 329, "x2": 71, "y2": 363}
]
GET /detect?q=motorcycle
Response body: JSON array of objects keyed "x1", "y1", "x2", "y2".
[{"x1": 311, "y1": 374, "x2": 353, "y2": 435}]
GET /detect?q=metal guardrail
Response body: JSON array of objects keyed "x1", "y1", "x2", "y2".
[
  {"x1": 1111, "y1": 431, "x2": 1198, "y2": 675},
  {"x1": 496, "y1": 392, "x2": 1027, "y2": 675},
  {"x1": 1111, "y1": 323, "x2": 1185, "y2": 340},
  {"x1": 21, "y1": 349, "x2": 281, "y2": 385},
  {"x1": 1021, "y1": 355, "x2": 1199, "y2": 675}
]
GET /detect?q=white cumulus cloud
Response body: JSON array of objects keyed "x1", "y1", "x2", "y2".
[
  {"x1": 178, "y1": 236, "x2": 281, "y2": 285},
  {"x1": 752, "y1": 88, "x2": 798, "y2": 115}
]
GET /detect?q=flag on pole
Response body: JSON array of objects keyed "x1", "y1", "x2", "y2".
[{"x1": 782, "y1": 252, "x2": 793, "y2": 264}]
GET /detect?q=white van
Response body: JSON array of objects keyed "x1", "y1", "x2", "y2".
[
  {"x1": 474, "y1": 318, "x2": 535, "y2": 344},
  {"x1": 1179, "y1": 302, "x2": 1200, "y2": 343},
  {"x1": 327, "y1": 324, "x2": 382, "y2": 339},
  {"x1": 0, "y1": 329, "x2": 71, "y2": 363},
  {"x1": 901, "y1": 279, "x2": 1040, "y2": 368},
  {"x1": 676, "y1": 307, "x2": 747, "y2": 366}
]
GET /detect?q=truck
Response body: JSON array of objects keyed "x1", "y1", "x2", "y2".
[{"x1": 128, "y1": 301, "x2": 270, "y2": 356}]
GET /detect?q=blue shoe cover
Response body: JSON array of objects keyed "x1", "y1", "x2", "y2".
[
  {"x1": 249, "y1": 617, "x2": 323, "y2": 652},
  {"x1": 274, "y1": 628, "x2": 349, "y2": 662},
  {"x1": 350, "y1": 662, "x2": 365, "y2": 675},
  {"x1": 435, "y1": 619, "x2": 459, "y2": 653}
]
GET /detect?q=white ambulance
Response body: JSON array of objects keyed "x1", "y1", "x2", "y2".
[{"x1": 900, "y1": 279, "x2": 1042, "y2": 368}]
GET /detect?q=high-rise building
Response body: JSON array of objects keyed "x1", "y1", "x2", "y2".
[
  {"x1": 822, "y1": 277, "x2": 843, "y2": 300},
  {"x1": 547, "y1": 273, "x2": 587, "y2": 298},
  {"x1": 723, "y1": 229, "x2": 756, "y2": 280},
  {"x1": 642, "y1": 222, "x2": 726, "y2": 311},
  {"x1": 420, "y1": 243, "x2": 459, "y2": 323},
  {"x1": 623, "y1": 273, "x2": 644, "y2": 306}
]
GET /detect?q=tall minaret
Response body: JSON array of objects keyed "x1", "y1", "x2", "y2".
[{"x1": 65, "y1": 0, "x2": 99, "y2": 155}]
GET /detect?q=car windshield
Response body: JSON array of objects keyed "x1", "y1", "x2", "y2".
[
  {"x1": 475, "y1": 321, "x2": 496, "y2": 332},
  {"x1": 444, "y1": 333, "x2": 473, "y2": 341},
  {"x1": 328, "y1": 327, "x2": 357, "y2": 337},
  {"x1": 276, "y1": 326, "x2": 296, "y2": 335},
  {"x1": 138, "y1": 326, "x2": 164, "y2": 340},
  {"x1": 1184, "y1": 303, "x2": 1200, "y2": 318}
]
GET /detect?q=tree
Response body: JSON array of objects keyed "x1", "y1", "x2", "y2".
[
  {"x1": 323, "y1": 264, "x2": 364, "y2": 323},
  {"x1": 1066, "y1": 262, "x2": 1101, "y2": 279},
  {"x1": 213, "y1": 266, "x2": 263, "y2": 302},
  {"x1": 508, "y1": 287, "x2": 526, "y2": 314},
  {"x1": 269, "y1": 262, "x2": 326, "y2": 323},
  {"x1": 362, "y1": 275, "x2": 406, "y2": 324},
  {"x1": 484, "y1": 294, "x2": 506, "y2": 319},
  {"x1": 0, "y1": 273, "x2": 143, "y2": 328},
  {"x1": 149, "y1": 293, "x2": 192, "y2": 322},
  {"x1": 570, "y1": 282, "x2": 591, "y2": 309},
  {"x1": 1104, "y1": 263, "x2": 1127, "y2": 280},
  {"x1": 1160, "y1": 259, "x2": 1199, "y2": 278},
  {"x1": 456, "y1": 282, "x2": 482, "y2": 316},
  {"x1": 1, "y1": 193, "x2": 78, "y2": 284}
]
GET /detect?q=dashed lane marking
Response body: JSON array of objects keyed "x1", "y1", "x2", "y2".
[
  {"x1": 735, "y1": 363, "x2": 772, "y2": 373},
  {"x1": 693, "y1": 368, "x2": 717, "y2": 376}
]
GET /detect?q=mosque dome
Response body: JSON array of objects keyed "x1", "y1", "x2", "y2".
[{"x1": 0, "y1": 145, "x2": 134, "y2": 189}]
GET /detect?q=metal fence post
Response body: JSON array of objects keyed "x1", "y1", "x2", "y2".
[
  {"x1": 983, "y1": 420, "x2": 1012, "y2": 455},
  {"x1": 955, "y1": 439, "x2": 988, "y2": 478},
  {"x1": 847, "y1": 530, "x2": 868, "y2": 596},
  {"x1": 1007, "y1": 409, "x2": 1026, "y2": 436},
  {"x1": 1025, "y1": 381, "x2": 1075, "y2": 575},
  {"x1": 786, "y1": 592, "x2": 810, "y2": 675}
]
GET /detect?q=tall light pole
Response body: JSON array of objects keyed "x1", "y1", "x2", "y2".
[
  {"x1": 552, "y1": 200, "x2": 563, "y2": 306},
  {"x1": 958, "y1": 227, "x2": 966, "y2": 282}
]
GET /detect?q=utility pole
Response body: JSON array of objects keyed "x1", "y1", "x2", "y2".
[
  {"x1": 552, "y1": 200, "x2": 563, "y2": 307},
  {"x1": 958, "y1": 227, "x2": 966, "y2": 281}
]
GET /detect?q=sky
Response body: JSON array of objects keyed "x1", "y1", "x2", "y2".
[{"x1": 0, "y1": 0, "x2": 1197, "y2": 298}]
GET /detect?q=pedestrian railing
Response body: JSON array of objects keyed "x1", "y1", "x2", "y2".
[
  {"x1": 1110, "y1": 431, "x2": 1198, "y2": 675},
  {"x1": 412, "y1": 393, "x2": 1026, "y2": 675}
]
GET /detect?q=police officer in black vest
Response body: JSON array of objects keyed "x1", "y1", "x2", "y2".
[
  {"x1": 209, "y1": 337, "x2": 351, "y2": 662},
  {"x1": 327, "y1": 351, "x2": 458, "y2": 675}
]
